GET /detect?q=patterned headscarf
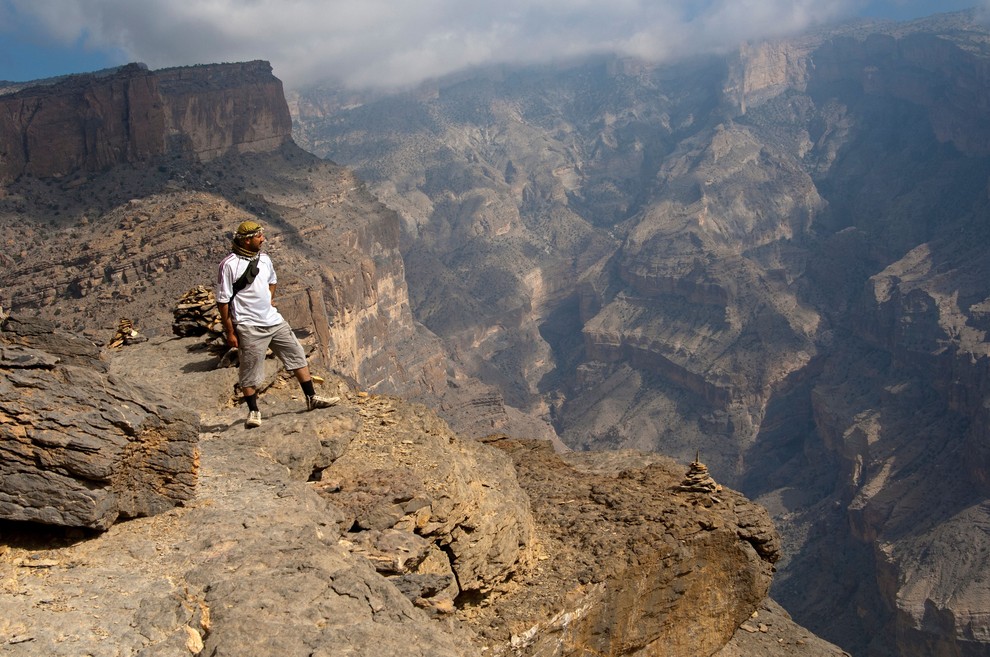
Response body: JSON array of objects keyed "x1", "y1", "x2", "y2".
[{"x1": 232, "y1": 221, "x2": 264, "y2": 257}]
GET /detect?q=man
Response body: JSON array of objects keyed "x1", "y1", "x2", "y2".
[{"x1": 216, "y1": 220, "x2": 339, "y2": 428}]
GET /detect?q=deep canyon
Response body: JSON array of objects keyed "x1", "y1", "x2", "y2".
[
  {"x1": 2, "y1": 8, "x2": 990, "y2": 657},
  {"x1": 288, "y1": 10, "x2": 990, "y2": 656}
]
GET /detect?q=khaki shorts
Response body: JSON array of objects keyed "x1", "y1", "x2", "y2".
[{"x1": 236, "y1": 321, "x2": 308, "y2": 389}]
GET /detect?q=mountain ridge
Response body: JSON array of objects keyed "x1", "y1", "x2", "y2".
[{"x1": 4, "y1": 8, "x2": 990, "y2": 653}]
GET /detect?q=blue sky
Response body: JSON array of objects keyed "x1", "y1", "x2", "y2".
[{"x1": 0, "y1": 0, "x2": 985, "y2": 90}]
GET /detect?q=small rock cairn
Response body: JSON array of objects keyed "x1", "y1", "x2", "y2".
[
  {"x1": 108, "y1": 318, "x2": 147, "y2": 348},
  {"x1": 676, "y1": 452, "x2": 723, "y2": 495},
  {"x1": 172, "y1": 286, "x2": 224, "y2": 338},
  {"x1": 172, "y1": 286, "x2": 238, "y2": 367}
]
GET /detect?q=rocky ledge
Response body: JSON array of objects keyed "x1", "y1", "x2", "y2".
[{"x1": 0, "y1": 325, "x2": 844, "y2": 656}]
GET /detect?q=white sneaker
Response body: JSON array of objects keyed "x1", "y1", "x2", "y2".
[
  {"x1": 307, "y1": 394, "x2": 340, "y2": 411},
  {"x1": 245, "y1": 410, "x2": 262, "y2": 428}
]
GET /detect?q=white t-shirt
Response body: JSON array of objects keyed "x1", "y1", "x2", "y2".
[{"x1": 215, "y1": 252, "x2": 285, "y2": 327}]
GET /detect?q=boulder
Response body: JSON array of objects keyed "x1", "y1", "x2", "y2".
[
  {"x1": 474, "y1": 437, "x2": 781, "y2": 657},
  {"x1": 0, "y1": 314, "x2": 198, "y2": 530}
]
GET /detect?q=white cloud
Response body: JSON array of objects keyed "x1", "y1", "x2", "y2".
[{"x1": 3, "y1": 0, "x2": 982, "y2": 90}]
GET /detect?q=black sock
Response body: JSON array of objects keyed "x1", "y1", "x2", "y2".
[
  {"x1": 244, "y1": 393, "x2": 259, "y2": 412},
  {"x1": 300, "y1": 379, "x2": 316, "y2": 398}
]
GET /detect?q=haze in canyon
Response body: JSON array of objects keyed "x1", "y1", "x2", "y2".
[
  {"x1": 0, "y1": 59, "x2": 822, "y2": 657},
  {"x1": 287, "y1": 9, "x2": 990, "y2": 656},
  {"x1": 2, "y1": 6, "x2": 990, "y2": 657}
]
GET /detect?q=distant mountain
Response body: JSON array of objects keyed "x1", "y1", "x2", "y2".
[{"x1": 291, "y1": 9, "x2": 990, "y2": 656}]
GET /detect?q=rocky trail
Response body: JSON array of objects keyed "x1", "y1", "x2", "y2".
[{"x1": 1, "y1": 335, "x2": 477, "y2": 656}]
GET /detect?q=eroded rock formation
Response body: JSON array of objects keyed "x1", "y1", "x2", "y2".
[
  {"x1": 0, "y1": 334, "x2": 840, "y2": 656},
  {"x1": 0, "y1": 315, "x2": 198, "y2": 529},
  {"x1": 0, "y1": 56, "x2": 845, "y2": 657},
  {"x1": 4, "y1": 10, "x2": 989, "y2": 654},
  {"x1": 0, "y1": 61, "x2": 548, "y2": 443},
  {"x1": 475, "y1": 437, "x2": 780, "y2": 656}
]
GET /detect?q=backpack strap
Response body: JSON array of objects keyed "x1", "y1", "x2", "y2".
[{"x1": 230, "y1": 255, "x2": 261, "y2": 300}]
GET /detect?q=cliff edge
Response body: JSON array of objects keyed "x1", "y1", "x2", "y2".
[
  {"x1": 0, "y1": 59, "x2": 843, "y2": 655},
  {"x1": 0, "y1": 61, "x2": 553, "y2": 443},
  {"x1": 0, "y1": 321, "x2": 843, "y2": 656},
  {"x1": 0, "y1": 61, "x2": 292, "y2": 183}
]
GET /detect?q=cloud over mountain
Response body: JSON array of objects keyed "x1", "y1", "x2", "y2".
[{"x1": 1, "y1": 0, "x2": 988, "y2": 89}]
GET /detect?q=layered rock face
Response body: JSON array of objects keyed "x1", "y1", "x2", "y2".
[
  {"x1": 788, "y1": 236, "x2": 990, "y2": 656},
  {"x1": 0, "y1": 60, "x2": 292, "y2": 182},
  {"x1": 572, "y1": 121, "x2": 823, "y2": 466},
  {"x1": 291, "y1": 48, "x2": 831, "y2": 476},
  {"x1": 0, "y1": 58, "x2": 846, "y2": 657},
  {"x1": 156, "y1": 61, "x2": 293, "y2": 160},
  {"x1": 291, "y1": 9, "x2": 990, "y2": 656}
]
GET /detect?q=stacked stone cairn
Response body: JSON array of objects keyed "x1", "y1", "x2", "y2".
[
  {"x1": 172, "y1": 286, "x2": 238, "y2": 367},
  {"x1": 676, "y1": 452, "x2": 723, "y2": 496},
  {"x1": 108, "y1": 318, "x2": 147, "y2": 348},
  {"x1": 172, "y1": 285, "x2": 224, "y2": 338}
]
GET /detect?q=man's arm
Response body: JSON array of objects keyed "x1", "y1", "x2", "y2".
[
  {"x1": 216, "y1": 257, "x2": 238, "y2": 346},
  {"x1": 218, "y1": 302, "x2": 238, "y2": 348}
]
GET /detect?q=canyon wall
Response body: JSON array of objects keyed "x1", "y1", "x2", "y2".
[
  {"x1": 290, "y1": 9, "x2": 990, "y2": 656},
  {"x1": 0, "y1": 60, "x2": 836, "y2": 657}
]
